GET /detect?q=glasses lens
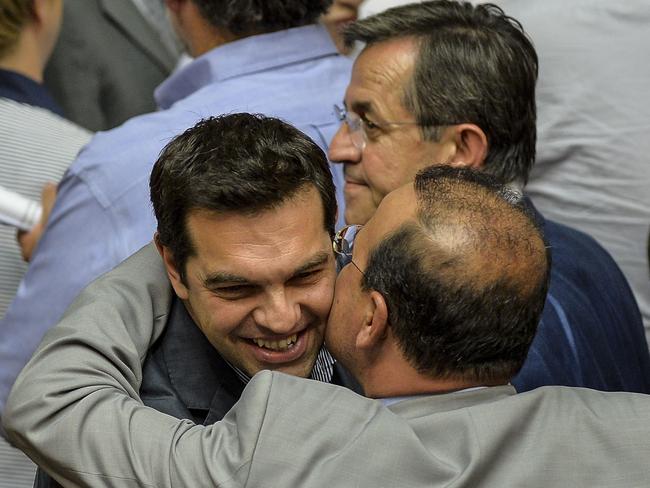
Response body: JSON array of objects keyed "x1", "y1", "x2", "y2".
[
  {"x1": 334, "y1": 104, "x2": 345, "y2": 122},
  {"x1": 333, "y1": 105, "x2": 366, "y2": 151},
  {"x1": 345, "y1": 112, "x2": 366, "y2": 151},
  {"x1": 334, "y1": 224, "x2": 362, "y2": 266}
]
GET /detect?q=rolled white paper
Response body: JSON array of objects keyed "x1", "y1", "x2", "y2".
[{"x1": 0, "y1": 185, "x2": 42, "y2": 231}]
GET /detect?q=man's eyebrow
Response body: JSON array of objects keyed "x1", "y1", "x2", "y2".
[
  {"x1": 203, "y1": 272, "x2": 250, "y2": 288},
  {"x1": 347, "y1": 100, "x2": 373, "y2": 115},
  {"x1": 201, "y1": 252, "x2": 331, "y2": 287},
  {"x1": 292, "y1": 251, "x2": 331, "y2": 277}
]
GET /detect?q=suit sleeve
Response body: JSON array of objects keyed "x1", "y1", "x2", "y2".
[
  {"x1": 0, "y1": 170, "x2": 126, "y2": 416},
  {"x1": 3, "y1": 249, "x2": 273, "y2": 486}
]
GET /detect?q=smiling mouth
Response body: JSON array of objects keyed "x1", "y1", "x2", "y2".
[
  {"x1": 251, "y1": 333, "x2": 298, "y2": 351},
  {"x1": 345, "y1": 179, "x2": 366, "y2": 186}
]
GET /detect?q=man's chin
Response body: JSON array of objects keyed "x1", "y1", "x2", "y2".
[{"x1": 344, "y1": 206, "x2": 374, "y2": 226}]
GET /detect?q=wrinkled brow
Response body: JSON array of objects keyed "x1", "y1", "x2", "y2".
[{"x1": 202, "y1": 251, "x2": 332, "y2": 288}]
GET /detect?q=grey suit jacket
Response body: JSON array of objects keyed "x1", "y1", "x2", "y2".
[
  {"x1": 7, "y1": 370, "x2": 650, "y2": 487},
  {"x1": 44, "y1": 0, "x2": 181, "y2": 131},
  {"x1": 5, "y1": 243, "x2": 650, "y2": 487}
]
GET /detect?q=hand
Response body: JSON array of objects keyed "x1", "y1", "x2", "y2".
[{"x1": 16, "y1": 183, "x2": 57, "y2": 262}]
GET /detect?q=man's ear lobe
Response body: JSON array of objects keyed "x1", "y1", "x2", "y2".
[
  {"x1": 30, "y1": 0, "x2": 47, "y2": 24},
  {"x1": 154, "y1": 234, "x2": 189, "y2": 299},
  {"x1": 448, "y1": 123, "x2": 488, "y2": 171},
  {"x1": 164, "y1": 0, "x2": 183, "y2": 15},
  {"x1": 356, "y1": 290, "x2": 390, "y2": 350}
]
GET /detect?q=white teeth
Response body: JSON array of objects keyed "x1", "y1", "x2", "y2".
[{"x1": 252, "y1": 334, "x2": 298, "y2": 351}]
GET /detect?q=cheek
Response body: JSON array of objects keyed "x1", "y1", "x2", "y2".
[
  {"x1": 189, "y1": 293, "x2": 249, "y2": 339},
  {"x1": 362, "y1": 142, "x2": 411, "y2": 198},
  {"x1": 308, "y1": 274, "x2": 337, "y2": 322}
]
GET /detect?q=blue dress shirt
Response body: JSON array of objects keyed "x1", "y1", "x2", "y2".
[{"x1": 0, "y1": 24, "x2": 352, "y2": 414}]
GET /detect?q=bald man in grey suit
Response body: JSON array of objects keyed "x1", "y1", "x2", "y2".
[{"x1": 5, "y1": 165, "x2": 650, "y2": 487}]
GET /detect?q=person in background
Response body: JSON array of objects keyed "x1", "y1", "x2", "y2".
[
  {"x1": 486, "y1": 0, "x2": 650, "y2": 345},
  {"x1": 0, "y1": 0, "x2": 91, "y2": 486},
  {"x1": 43, "y1": 0, "x2": 182, "y2": 131},
  {"x1": 327, "y1": 0, "x2": 650, "y2": 391}
]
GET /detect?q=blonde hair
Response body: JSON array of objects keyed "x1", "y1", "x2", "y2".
[{"x1": 0, "y1": 0, "x2": 34, "y2": 58}]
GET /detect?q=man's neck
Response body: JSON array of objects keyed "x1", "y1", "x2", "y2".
[
  {"x1": 359, "y1": 348, "x2": 505, "y2": 399},
  {"x1": 0, "y1": 38, "x2": 44, "y2": 83}
]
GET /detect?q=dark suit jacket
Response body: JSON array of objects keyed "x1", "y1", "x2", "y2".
[
  {"x1": 512, "y1": 203, "x2": 650, "y2": 392},
  {"x1": 44, "y1": 0, "x2": 180, "y2": 131}
]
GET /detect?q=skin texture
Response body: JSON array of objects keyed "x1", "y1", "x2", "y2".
[
  {"x1": 328, "y1": 38, "x2": 457, "y2": 225},
  {"x1": 160, "y1": 187, "x2": 336, "y2": 379}
]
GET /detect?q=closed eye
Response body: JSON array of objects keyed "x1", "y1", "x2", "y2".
[
  {"x1": 210, "y1": 284, "x2": 256, "y2": 300},
  {"x1": 360, "y1": 113, "x2": 380, "y2": 130},
  {"x1": 290, "y1": 268, "x2": 323, "y2": 285}
]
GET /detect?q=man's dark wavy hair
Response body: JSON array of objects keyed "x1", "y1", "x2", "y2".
[
  {"x1": 192, "y1": 0, "x2": 333, "y2": 35},
  {"x1": 150, "y1": 113, "x2": 337, "y2": 282}
]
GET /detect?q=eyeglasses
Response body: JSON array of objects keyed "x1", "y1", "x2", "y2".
[
  {"x1": 332, "y1": 224, "x2": 365, "y2": 276},
  {"x1": 333, "y1": 104, "x2": 423, "y2": 151}
]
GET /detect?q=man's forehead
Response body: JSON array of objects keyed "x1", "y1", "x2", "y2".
[
  {"x1": 186, "y1": 188, "x2": 329, "y2": 255},
  {"x1": 358, "y1": 185, "x2": 417, "y2": 254},
  {"x1": 346, "y1": 37, "x2": 418, "y2": 110}
]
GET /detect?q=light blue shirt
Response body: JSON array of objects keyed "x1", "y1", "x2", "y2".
[{"x1": 0, "y1": 24, "x2": 352, "y2": 415}]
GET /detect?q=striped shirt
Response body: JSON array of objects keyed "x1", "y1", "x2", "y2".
[
  {"x1": 0, "y1": 98, "x2": 91, "y2": 318},
  {"x1": 0, "y1": 95, "x2": 90, "y2": 488}
]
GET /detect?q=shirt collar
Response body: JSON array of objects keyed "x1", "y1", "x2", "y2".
[
  {"x1": 154, "y1": 24, "x2": 338, "y2": 110},
  {"x1": 380, "y1": 386, "x2": 492, "y2": 407},
  {"x1": 386, "y1": 385, "x2": 517, "y2": 417},
  {"x1": 0, "y1": 68, "x2": 63, "y2": 115}
]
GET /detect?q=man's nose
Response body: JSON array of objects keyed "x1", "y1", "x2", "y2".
[
  {"x1": 252, "y1": 289, "x2": 301, "y2": 335},
  {"x1": 328, "y1": 123, "x2": 361, "y2": 165}
]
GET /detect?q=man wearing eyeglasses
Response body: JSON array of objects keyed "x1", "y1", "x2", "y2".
[
  {"x1": 7, "y1": 162, "x2": 650, "y2": 487},
  {"x1": 327, "y1": 1, "x2": 650, "y2": 392}
]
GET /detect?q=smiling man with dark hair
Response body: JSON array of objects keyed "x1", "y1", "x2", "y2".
[
  {"x1": 0, "y1": 0, "x2": 354, "y2": 417},
  {"x1": 15, "y1": 114, "x2": 359, "y2": 488}
]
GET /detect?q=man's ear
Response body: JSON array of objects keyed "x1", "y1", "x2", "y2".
[
  {"x1": 30, "y1": 0, "x2": 48, "y2": 25},
  {"x1": 154, "y1": 233, "x2": 189, "y2": 300},
  {"x1": 356, "y1": 291, "x2": 389, "y2": 351},
  {"x1": 447, "y1": 123, "x2": 488, "y2": 171},
  {"x1": 164, "y1": 0, "x2": 183, "y2": 15}
]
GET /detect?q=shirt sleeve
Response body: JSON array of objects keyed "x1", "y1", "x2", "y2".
[{"x1": 0, "y1": 169, "x2": 122, "y2": 415}]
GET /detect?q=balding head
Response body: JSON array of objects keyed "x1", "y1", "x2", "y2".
[{"x1": 361, "y1": 166, "x2": 550, "y2": 384}]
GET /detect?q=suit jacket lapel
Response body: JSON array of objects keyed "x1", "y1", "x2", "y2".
[{"x1": 99, "y1": 0, "x2": 177, "y2": 72}]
